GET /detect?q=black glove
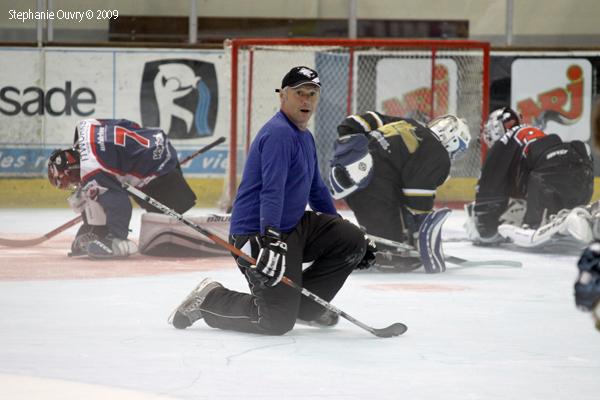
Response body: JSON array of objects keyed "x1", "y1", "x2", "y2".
[
  {"x1": 473, "y1": 201, "x2": 505, "y2": 238},
  {"x1": 252, "y1": 227, "x2": 287, "y2": 287},
  {"x1": 355, "y1": 236, "x2": 377, "y2": 270}
]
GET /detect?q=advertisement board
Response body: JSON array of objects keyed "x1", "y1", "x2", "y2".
[
  {"x1": 0, "y1": 47, "x2": 228, "y2": 177},
  {"x1": 511, "y1": 58, "x2": 592, "y2": 141},
  {"x1": 376, "y1": 58, "x2": 458, "y2": 120}
]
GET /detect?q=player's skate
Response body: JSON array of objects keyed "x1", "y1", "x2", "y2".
[
  {"x1": 168, "y1": 278, "x2": 223, "y2": 329},
  {"x1": 297, "y1": 309, "x2": 339, "y2": 328},
  {"x1": 87, "y1": 235, "x2": 138, "y2": 259}
]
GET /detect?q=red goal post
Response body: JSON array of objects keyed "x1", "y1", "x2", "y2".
[{"x1": 223, "y1": 38, "x2": 490, "y2": 207}]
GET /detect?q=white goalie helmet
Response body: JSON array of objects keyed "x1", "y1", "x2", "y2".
[
  {"x1": 427, "y1": 115, "x2": 471, "y2": 161},
  {"x1": 482, "y1": 107, "x2": 521, "y2": 148}
]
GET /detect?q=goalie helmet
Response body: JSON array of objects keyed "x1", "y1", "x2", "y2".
[
  {"x1": 575, "y1": 242, "x2": 600, "y2": 312},
  {"x1": 329, "y1": 134, "x2": 374, "y2": 199},
  {"x1": 427, "y1": 115, "x2": 471, "y2": 161},
  {"x1": 483, "y1": 107, "x2": 521, "y2": 148},
  {"x1": 47, "y1": 147, "x2": 81, "y2": 190}
]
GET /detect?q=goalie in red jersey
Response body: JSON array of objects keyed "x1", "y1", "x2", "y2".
[{"x1": 465, "y1": 107, "x2": 594, "y2": 248}]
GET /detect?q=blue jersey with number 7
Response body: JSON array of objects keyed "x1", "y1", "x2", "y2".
[{"x1": 76, "y1": 118, "x2": 179, "y2": 187}]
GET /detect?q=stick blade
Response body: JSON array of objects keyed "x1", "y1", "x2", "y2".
[
  {"x1": 372, "y1": 322, "x2": 408, "y2": 338},
  {"x1": 0, "y1": 237, "x2": 46, "y2": 247}
]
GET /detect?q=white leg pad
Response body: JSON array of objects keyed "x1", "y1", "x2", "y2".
[
  {"x1": 499, "y1": 207, "x2": 592, "y2": 248},
  {"x1": 565, "y1": 208, "x2": 593, "y2": 243},
  {"x1": 139, "y1": 212, "x2": 231, "y2": 256}
]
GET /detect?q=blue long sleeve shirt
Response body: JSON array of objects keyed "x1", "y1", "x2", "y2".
[{"x1": 230, "y1": 111, "x2": 337, "y2": 235}]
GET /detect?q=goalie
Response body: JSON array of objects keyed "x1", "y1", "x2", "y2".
[
  {"x1": 328, "y1": 111, "x2": 471, "y2": 271},
  {"x1": 466, "y1": 107, "x2": 594, "y2": 248},
  {"x1": 47, "y1": 119, "x2": 196, "y2": 259}
]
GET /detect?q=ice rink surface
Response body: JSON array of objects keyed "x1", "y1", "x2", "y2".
[{"x1": 1, "y1": 208, "x2": 599, "y2": 400}]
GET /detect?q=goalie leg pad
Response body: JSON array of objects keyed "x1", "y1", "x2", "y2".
[
  {"x1": 498, "y1": 207, "x2": 592, "y2": 248},
  {"x1": 139, "y1": 212, "x2": 231, "y2": 257},
  {"x1": 418, "y1": 208, "x2": 451, "y2": 273},
  {"x1": 565, "y1": 208, "x2": 593, "y2": 243}
]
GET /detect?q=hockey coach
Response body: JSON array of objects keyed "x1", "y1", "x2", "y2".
[{"x1": 170, "y1": 66, "x2": 375, "y2": 335}]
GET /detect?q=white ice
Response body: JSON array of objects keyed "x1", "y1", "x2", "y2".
[{"x1": 0, "y1": 208, "x2": 599, "y2": 400}]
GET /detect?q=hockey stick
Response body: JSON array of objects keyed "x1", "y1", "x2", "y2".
[
  {"x1": 445, "y1": 256, "x2": 522, "y2": 269},
  {"x1": 367, "y1": 233, "x2": 522, "y2": 269},
  {"x1": 0, "y1": 214, "x2": 83, "y2": 248},
  {"x1": 0, "y1": 138, "x2": 225, "y2": 249},
  {"x1": 124, "y1": 183, "x2": 407, "y2": 338},
  {"x1": 179, "y1": 136, "x2": 225, "y2": 165}
]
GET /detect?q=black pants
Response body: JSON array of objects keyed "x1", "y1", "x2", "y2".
[
  {"x1": 199, "y1": 211, "x2": 366, "y2": 335},
  {"x1": 134, "y1": 166, "x2": 196, "y2": 214},
  {"x1": 524, "y1": 165, "x2": 593, "y2": 228},
  {"x1": 346, "y1": 189, "x2": 406, "y2": 243}
]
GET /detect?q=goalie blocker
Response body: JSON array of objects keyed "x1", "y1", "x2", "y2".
[{"x1": 139, "y1": 213, "x2": 230, "y2": 257}]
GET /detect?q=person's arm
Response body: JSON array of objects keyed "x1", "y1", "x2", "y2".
[
  {"x1": 473, "y1": 139, "x2": 520, "y2": 237},
  {"x1": 259, "y1": 133, "x2": 292, "y2": 234},
  {"x1": 337, "y1": 111, "x2": 400, "y2": 137}
]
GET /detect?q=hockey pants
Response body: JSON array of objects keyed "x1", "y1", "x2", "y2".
[{"x1": 199, "y1": 211, "x2": 366, "y2": 335}]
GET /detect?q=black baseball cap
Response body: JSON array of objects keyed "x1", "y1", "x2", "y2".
[{"x1": 275, "y1": 66, "x2": 321, "y2": 92}]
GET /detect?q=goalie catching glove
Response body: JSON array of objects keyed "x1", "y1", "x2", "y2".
[{"x1": 251, "y1": 227, "x2": 287, "y2": 287}]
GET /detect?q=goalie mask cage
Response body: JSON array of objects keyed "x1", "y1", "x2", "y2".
[{"x1": 223, "y1": 38, "x2": 490, "y2": 207}]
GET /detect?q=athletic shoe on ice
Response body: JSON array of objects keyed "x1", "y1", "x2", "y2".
[{"x1": 168, "y1": 278, "x2": 223, "y2": 329}]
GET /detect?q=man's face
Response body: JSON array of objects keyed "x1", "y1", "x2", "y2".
[{"x1": 279, "y1": 84, "x2": 320, "y2": 130}]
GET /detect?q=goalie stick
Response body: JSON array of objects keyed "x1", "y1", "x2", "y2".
[
  {"x1": 368, "y1": 215, "x2": 523, "y2": 270},
  {"x1": 179, "y1": 136, "x2": 225, "y2": 165},
  {"x1": 366, "y1": 208, "x2": 451, "y2": 272},
  {"x1": 370, "y1": 235, "x2": 522, "y2": 269},
  {"x1": 0, "y1": 137, "x2": 226, "y2": 249},
  {"x1": 0, "y1": 214, "x2": 83, "y2": 248},
  {"x1": 124, "y1": 183, "x2": 407, "y2": 338}
]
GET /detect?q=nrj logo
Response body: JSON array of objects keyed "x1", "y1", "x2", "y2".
[
  {"x1": 517, "y1": 65, "x2": 584, "y2": 128},
  {"x1": 381, "y1": 65, "x2": 449, "y2": 122},
  {"x1": 140, "y1": 59, "x2": 218, "y2": 139}
]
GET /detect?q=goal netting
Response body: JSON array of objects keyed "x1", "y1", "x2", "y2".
[{"x1": 222, "y1": 38, "x2": 490, "y2": 208}]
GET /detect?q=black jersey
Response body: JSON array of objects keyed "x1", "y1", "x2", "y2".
[
  {"x1": 477, "y1": 125, "x2": 590, "y2": 205},
  {"x1": 339, "y1": 112, "x2": 450, "y2": 214}
]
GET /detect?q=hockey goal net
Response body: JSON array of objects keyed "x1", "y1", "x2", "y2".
[{"x1": 222, "y1": 38, "x2": 490, "y2": 207}]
